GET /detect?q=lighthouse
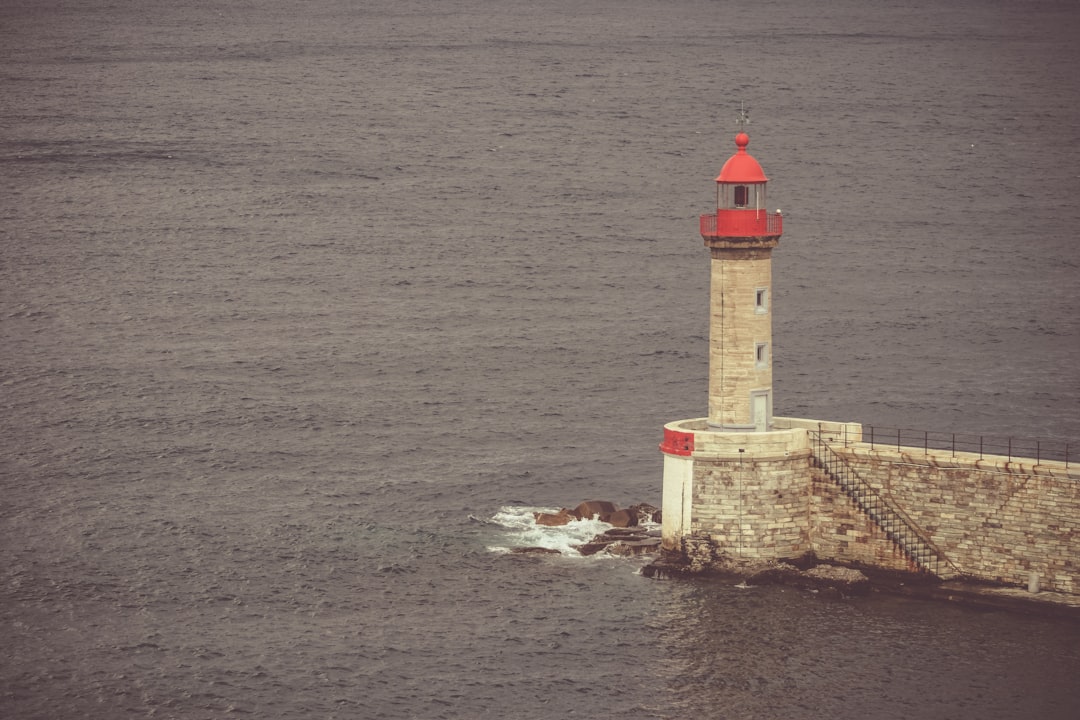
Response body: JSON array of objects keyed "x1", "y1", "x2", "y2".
[
  {"x1": 649, "y1": 121, "x2": 1065, "y2": 590},
  {"x1": 702, "y1": 128, "x2": 783, "y2": 431},
  {"x1": 659, "y1": 120, "x2": 811, "y2": 560}
]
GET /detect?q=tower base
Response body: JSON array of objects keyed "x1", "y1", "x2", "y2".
[{"x1": 660, "y1": 418, "x2": 812, "y2": 559}]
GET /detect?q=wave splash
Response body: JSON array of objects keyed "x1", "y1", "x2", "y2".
[{"x1": 485, "y1": 505, "x2": 657, "y2": 557}]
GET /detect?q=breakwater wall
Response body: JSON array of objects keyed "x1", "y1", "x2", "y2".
[
  {"x1": 662, "y1": 417, "x2": 1079, "y2": 595},
  {"x1": 809, "y1": 427, "x2": 1078, "y2": 594}
]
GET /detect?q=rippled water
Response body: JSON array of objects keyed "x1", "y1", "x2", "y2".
[{"x1": 2, "y1": 0, "x2": 1079, "y2": 718}]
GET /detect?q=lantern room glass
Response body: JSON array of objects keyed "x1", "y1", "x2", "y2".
[{"x1": 718, "y1": 182, "x2": 767, "y2": 211}]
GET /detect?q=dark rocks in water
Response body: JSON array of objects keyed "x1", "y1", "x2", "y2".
[
  {"x1": 629, "y1": 503, "x2": 661, "y2": 524},
  {"x1": 605, "y1": 508, "x2": 638, "y2": 528},
  {"x1": 605, "y1": 537, "x2": 662, "y2": 557},
  {"x1": 575, "y1": 541, "x2": 613, "y2": 557},
  {"x1": 524, "y1": 500, "x2": 663, "y2": 557},
  {"x1": 552, "y1": 500, "x2": 661, "y2": 525},
  {"x1": 643, "y1": 546, "x2": 871, "y2": 594},
  {"x1": 511, "y1": 546, "x2": 563, "y2": 555},
  {"x1": 602, "y1": 527, "x2": 649, "y2": 537},
  {"x1": 574, "y1": 527, "x2": 662, "y2": 557},
  {"x1": 573, "y1": 500, "x2": 617, "y2": 520},
  {"x1": 642, "y1": 551, "x2": 1080, "y2": 618},
  {"x1": 534, "y1": 508, "x2": 576, "y2": 526},
  {"x1": 803, "y1": 564, "x2": 874, "y2": 591},
  {"x1": 747, "y1": 563, "x2": 870, "y2": 594}
]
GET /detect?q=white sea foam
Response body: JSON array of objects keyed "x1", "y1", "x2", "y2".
[{"x1": 487, "y1": 506, "x2": 617, "y2": 556}]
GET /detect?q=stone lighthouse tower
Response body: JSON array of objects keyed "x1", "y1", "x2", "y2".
[
  {"x1": 703, "y1": 127, "x2": 782, "y2": 431},
  {"x1": 659, "y1": 120, "x2": 812, "y2": 559}
]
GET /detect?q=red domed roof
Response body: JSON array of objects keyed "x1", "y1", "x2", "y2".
[{"x1": 716, "y1": 132, "x2": 768, "y2": 184}]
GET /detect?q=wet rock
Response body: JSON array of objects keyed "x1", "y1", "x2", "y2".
[
  {"x1": 527, "y1": 499, "x2": 662, "y2": 558},
  {"x1": 604, "y1": 508, "x2": 638, "y2": 528},
  {"x1": 747, "y1": 563, "x2": 804, "y2": 586},
  {"x1": 605, "y1": 538, "x2": 662, "y2": 556},
  {"x1": 643, "y1": 546, "x2": 870, "y2": 593},
  {"x1": 744, "y1": 562, "x2": 870, "y2": 594},
  {"x1": 573, "y1": 500, "x2": 618, "y2": 520},
  {"x1": 575, "y1": 541, "x2": 612, "y2": 556},
  {"x1": 629, "y1": 503, "x2": 661, "y2": 523},
  {"x1": 534, "y1": 508, "x2": 575, "y2": 526},
  {"x1": 602, "y1": 527, "x2": 652, "y2": 537},
  {"x1": 574, "y1": 527, "x2": 661, "y2": 557},
  {"x1": 803, "y1": 564, "x2": 870, "y2": 592},
  {"x1": 511, "y1": 546, "x2": 562, "y2": 555}
]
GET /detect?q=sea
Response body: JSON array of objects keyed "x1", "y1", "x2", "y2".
[{"x1": 2, "y1": 0, "x2": 1079, "y2": 718}]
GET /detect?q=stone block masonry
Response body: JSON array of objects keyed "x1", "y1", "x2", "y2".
[
  {"x1": 661, "y1": 419, "x2": 812, "y2": 558},
  {"x1": 821, "y1": 441, "x2": 1079, "y2": 594},
  {"x1": 693, "y1": 455, "x2": 811, "y2": 558},
  {"x1": 707, "y1": 249, "x2": 774, "y2": 429},
  {"x1": 662, "y1": 417, "x2": 1080, "y2": 595}
]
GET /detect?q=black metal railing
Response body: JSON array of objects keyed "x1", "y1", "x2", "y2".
[
  {"x1": 810, "y1": 429, "x2": 959, "y2": 579},
  {"x1": 857, "y1": 426, "x2": 1073, "y2": 468}
]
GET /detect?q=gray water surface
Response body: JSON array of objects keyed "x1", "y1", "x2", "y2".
[{"x1": 3, "y1": 1, "x2": 1079, "y2": 718}]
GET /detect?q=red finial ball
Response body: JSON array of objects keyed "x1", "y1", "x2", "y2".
[{"x1": 735, "y1": 132, "x2": 750, "y2": 151}]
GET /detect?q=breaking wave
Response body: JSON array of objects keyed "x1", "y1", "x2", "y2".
[{"x1": 485, "y1": 505, "x2": 658, "y2": 556}]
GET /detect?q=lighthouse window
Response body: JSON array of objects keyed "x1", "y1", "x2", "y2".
[
  {"x1": 734, "y1": 185, "x2": 749, "y2": 208},
  {"x1": 755, "y1": 342, "x2": 769, "y2": 368},
  {"x1": 755, "y1": 287, "x2": 768, "y2": 314}
]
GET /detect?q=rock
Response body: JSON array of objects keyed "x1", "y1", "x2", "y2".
[
  {"x1": 575, "y1": 542, "x2": 612, "y2": 556},
  {"x1": 534, "y1": 508, "x2": 575, "y2": 526},
  {"x1": 604, "y1": 508, "x2": 639, "y2": 528},
  {"x1": 804, "y1": 564, "x2": 870, "y2": 591},
  {"x1": 745, "y1": 561, "x2": 870, "y2": 593},
  {"x1": 601, "y1": 527, "x2": 649, "y2": 538},
  {"x1": 642, "y1": 545, "x2": 872, "y2": 594},
  {"x1": 629, "y1": 503, "x2": 661, "y2": 524},
  {"x1": 747, "y1": 563, "x2": 803, "y2": 586},
  {"x1": 511, "y1": 546, "x2": 562, "y2": 555},
  {"x1": 522, "y1": 499, "x2": 664, "y2": 558},
  {"x1": 574, "y1": 526, "x2": 661, "y2": 558},
  {"x1": 605, "y1": 538, "x2": 662, "y2": 556},
  {"x1": 573, "y1": 500, "x2": 618, "y2": 520}
]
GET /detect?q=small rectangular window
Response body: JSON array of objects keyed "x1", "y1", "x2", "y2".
[
  {"x1": 755, "y1": 287, "x2": 768, "y2": 314},
  {"x1": 734, "y1": 185, "x2": 749, "y2": 207},
  {"x1": 755, "y1": 342, "x2": 768, "y2": 368}
]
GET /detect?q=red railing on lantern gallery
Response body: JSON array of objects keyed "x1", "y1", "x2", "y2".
[{"x1": 700, "y1": 210, "x2": 783, "y2": 239}]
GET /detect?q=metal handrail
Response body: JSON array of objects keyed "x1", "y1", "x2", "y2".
[{"x1": 855, "y1": 426, "x2": 1073, "y2": 468}]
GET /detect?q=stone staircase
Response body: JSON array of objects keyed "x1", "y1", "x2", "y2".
[{"x1": 810, "y1": 431, "x2": 959, "y2": 580}]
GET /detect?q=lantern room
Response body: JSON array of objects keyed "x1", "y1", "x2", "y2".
[
  {"x1": 700, "y1": 131, "x2": 783, "y2": 242},
  {"x1": 717, "y1": 131, "x2": 768, "y2": 210}
]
